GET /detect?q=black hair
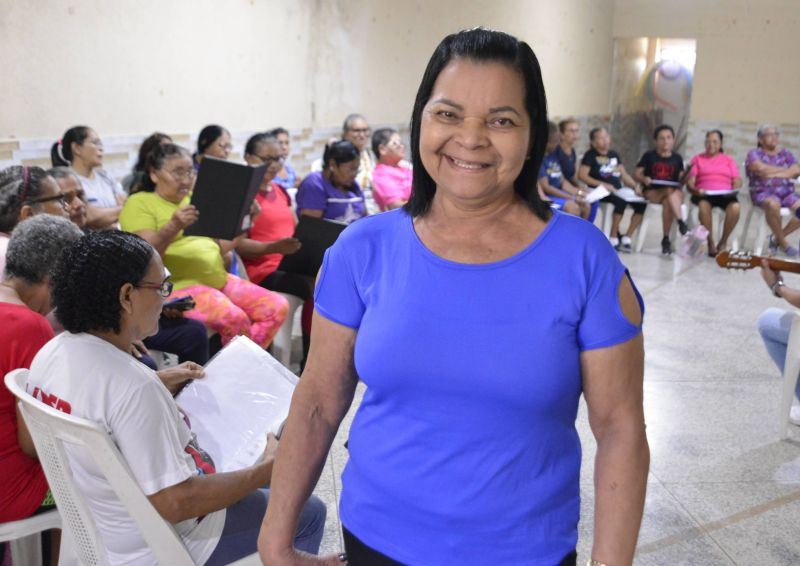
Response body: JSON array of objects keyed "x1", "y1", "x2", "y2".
[
  {"x1": 50, "y1": 126, "x2": 91, "y2": 166},
  {"x1": 342, "y1": 114, "x2": 367, "y2": 132},
  {"x1": 706, "y1": 129, "x2": 725, "y2": 153},
  {"x1": 653, "y1": 124, "x2": 675, "y2": 140},
  {"x1": 405, "y1": 28, "x2": 551, "y2": 219},
  {"x1": 322, "y1": 140, "x2": 360, "y2": 169},
  {"x1": 0, "y1": 165, "x2": 52, "y2": 232},
  {"x1": 371, "y1": 128, "x2": 397, "y2": 158},
  {"x1": 52, "y1": 230, "x2": 155, "y2": 334},
  {"x1": 269, "y1": 127, "x2": 289, "y2": 138},
  {"x1": 5, "y1": 215, "x2": 83, "y2": 284},
  {"x1": 196, "y1": 125, "x2": 230, "y2": 155},
  {"x1": 140, "y1": 143, "x2": 192, "y2": 192},
  {"x1": 134, "y1": 133, "x2": 173, "y2": 172},
  {"x1": 589, "y1": 127, "x2": 607, "y2": 143},
  {"x1": 245, "y1": 133, "x2": 278, "y2": 156}
]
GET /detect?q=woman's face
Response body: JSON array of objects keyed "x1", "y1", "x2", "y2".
[
  {"x1": 591, "y1": 129, "x2": 610, "y2": 153},
  {"x1": 55, "y1": 174, "x2": 87, "y2": 227},
  {"x1": 72, "y1": 128, "x2": 104, "y2": 168},
  {"x1": 245, "y1": 141, "x2": 284, "y2": 188},
  {"x1": 655, "y1": 129, "x2": 674, "y2": 154},
  {"x1": 759, "y1": 128, "x2": 779, "y2": 151},
  {"x1": 343, "y1": 118, "x2": 371, "y2": 152},
  {"x1": 276, "y1": 133, "x2": 291, "y2": 159},
  {"x1": 129, "y1": 254, "x2": 168, "y2": 340},
  {"x1": 204, "y1": 130, "x2": 232, "y2": 160},
  {"x1": 420, "y1": 59, "x2": 530, "y2": 205},
  {"x1": 24, "y1": 176, "x2": 69, "y2": 220},
  {"x1": 705, "y1": 133, "x2": 722, "y2": 155},
  {"x1": 381, "y1": 133, "x2": 406, "y2": 165},
  {"x1": 152, "y1": 154, "x2": 196, "y2": 204},
  {"x1": 328, "y1": 158, "x2": 360, "y2": 189}
]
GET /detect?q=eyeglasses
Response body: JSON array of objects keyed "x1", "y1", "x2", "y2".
[
  {"x1": 26, "y1": 193, "x2": 69, "y2": 209},
  {"x1": 167, "y1": 169, "x2": 197, "y2": 181},
  {"x1": 386, "y1": 139, "x2": 405, "y2": 148},
  {"x1": 347, "y1": 128, "x2": 371, "y2": 135},
  {"x1": 63, "y1": 189, "x2": 86, "y2": 204},
  {"x1": 254, "y1": 154, "x2": 285, "y2": 167},
  {"x1": 135, "y1": 279, "x2": 174, "y2": 297}
]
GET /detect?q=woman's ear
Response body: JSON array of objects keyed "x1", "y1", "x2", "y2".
[
  {"x1": 119, "y1": 283, "x2": 135, "y2": 315},
  {"x1": 18, "y1": 204, "x2": 36, "y2": 222},
  {"x1": 149, "y1": 170, "x2": 160, "y2": 186}
]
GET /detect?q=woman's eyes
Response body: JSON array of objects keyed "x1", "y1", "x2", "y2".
[
  {"x1": 490, "y1": 118, "x2": 516, "y2": 128},
  {"x1": 433, "y1": 110, "x2": 516, "y2": 128}
]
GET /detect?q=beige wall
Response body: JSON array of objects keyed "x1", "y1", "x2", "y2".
[
  {"x1": 614, "y1": 0, "x2": 800, "y2": 123},
  {"x1": 0, "y1": 0, "x2": 615, "y2": 141}
]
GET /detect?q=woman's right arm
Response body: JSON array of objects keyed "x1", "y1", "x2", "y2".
[
  {"x1": 258, "y1": 313, "x2": 360, "y2": 565},
  {"x1": 85, "y1": 204, "x2": 123, "y2": 229},
  {"x1": 135, "y1": 206, "x2": 198, "y2": 257}
]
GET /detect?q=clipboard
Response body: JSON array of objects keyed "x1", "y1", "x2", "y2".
[
  {"x1": 277, "y1": 215, "x2": 347, "y2": 277},
  {"x1": 183, "y1": 157, "x2": 266, "y2": 240}
]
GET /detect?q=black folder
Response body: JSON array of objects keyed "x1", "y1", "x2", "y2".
[
  {"x1": 277, "y1": 216, "x2": 347, "y2": 277},
  {"x1": 183, "y1": 157, "x2": 266, "y2": 240}
]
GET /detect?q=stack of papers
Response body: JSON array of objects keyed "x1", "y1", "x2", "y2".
[
  {"x1": 616, "y1": 187, "x2": 648, "y2": 203},
  {"x1": 584, "y1": 186, "x2": 610, "y2": 203},
  {"x1": 176, "y1": 336, "x2": 298, "y2": 472}
]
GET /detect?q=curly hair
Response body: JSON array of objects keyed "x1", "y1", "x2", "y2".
[
  {"x1": 0, "y1": 165, "x2": 51, "y2": 232},
  {"x1": 4, "y1": 215, "x2": 83, "y2": 283},
  {"x1": 52, "y1": 231, "x2": 155, "y2": 334}
]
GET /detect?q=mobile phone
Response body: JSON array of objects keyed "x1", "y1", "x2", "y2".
[{"x1": 163, "y1": 296, "x2": 195, "y2": 312}]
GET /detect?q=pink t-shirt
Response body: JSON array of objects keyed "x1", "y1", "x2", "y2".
[
  {"x1": 372, "y1": 163, "x2": 412, "y2": 212},
  {"x1": 688, "y1": 153, "x2": 740, "y2": 191}
]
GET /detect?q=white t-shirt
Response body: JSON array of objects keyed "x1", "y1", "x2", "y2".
[
  {"x1": 76, "y1": 169, "x2": 125, "y2": 208},
  {"x1": 0, "y1": 233, "x2": 9, "y2": 276},
  {"x1": 27, "y1": 332, "x2": 224, "y2": 565}
]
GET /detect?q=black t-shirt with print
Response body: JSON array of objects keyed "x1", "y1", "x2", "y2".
[
  {"x1": 581, "y1": 148, "x2": 623, "y2": 189},
  {"x1": 636, "y1": 150, "x2": 684, "y2": 185}
]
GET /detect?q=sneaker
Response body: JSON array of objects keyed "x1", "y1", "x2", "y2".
[
  {"x1": 677, "y1": 219, "x2": 688, "y2": 236},
  {"x1": 768, "y1": 235, "x2": 778, "y2": 255},
  {"x1": 609, "y1": 236, "x2": 619, "y2": 248},
  {"x1": 791, "y1": 405, "x2": 800, "y2": 426},
  {"x1": 661, "y1": 236, "x2": 673, "y2": 256},
  {"x1": 619, "y1": 235, "x2": 633, "y2": 253}
]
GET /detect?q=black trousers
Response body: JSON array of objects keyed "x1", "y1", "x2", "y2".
[
  {"x1": 142, "y1": 316, "x2": 210, "y2": 365},
  {"x1": 342, "y1": 527, "x2": 577, "y2": 566}
]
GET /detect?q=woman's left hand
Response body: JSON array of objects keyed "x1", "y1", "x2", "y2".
[{"x1": 157, "y1": 362, "x2": 205, "y2": 395}]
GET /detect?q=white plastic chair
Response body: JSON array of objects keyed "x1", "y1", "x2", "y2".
[
  {"x1": 740, "y1": 193, "x2": 791, "y2": 254},
  {"x1": 270, "y1": 292, "x2": 304, "y2": 368},
  {"x1": 5, "y1": 369, "x2": 260, "y2": 566},
  {"x1": 778, "y1": 311, "x2": 800, "y2": 440},
  {"x1": 0, "y1": 509, "x2": 61, "y2": 566}
]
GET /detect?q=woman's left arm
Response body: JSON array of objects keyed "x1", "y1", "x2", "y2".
[{"x1": 581, "y1": 275, "x2": 649, "y2": 566}]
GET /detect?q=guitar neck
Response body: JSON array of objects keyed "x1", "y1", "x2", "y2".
[
  {"x1": 764, "y1": 257, "x2": 800, "y2": 273},
  {"x1": 717, "y1": 251, "x2": 800, "y2": 273}
]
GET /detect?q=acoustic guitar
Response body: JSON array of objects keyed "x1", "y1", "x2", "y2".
[{"x1": 716, "y1": 250, "x2": 800, "y2": 273}]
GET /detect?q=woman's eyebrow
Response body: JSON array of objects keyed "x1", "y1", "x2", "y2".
[
  {"x1": 429, "y1": 98, "x2": 464, "y2": 110},
  {"x1": 488, "y1": 106, "x2": 522, "y2": 117}
]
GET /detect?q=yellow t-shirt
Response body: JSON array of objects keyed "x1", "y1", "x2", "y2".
[{"x1": 119, "y1": 192, "x2": 227, "y2": 291}]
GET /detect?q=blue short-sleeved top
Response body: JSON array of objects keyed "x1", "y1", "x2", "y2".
[{"x1": 315, "y1": 209, "x2": 643, "y2": 565}]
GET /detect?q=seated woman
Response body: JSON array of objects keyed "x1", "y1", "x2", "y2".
[
  {"x1": 0, "y1": 165, "x2": 70, "y2": 272},
  {"x1": 371, "y1": 128, "x2": 413, "y2": 212},
  {"x1": 579, "y1": 127, "x2": 646, "y2": 253},
  {"x1": 26, "y1": 230, "x2": 325, "y2": 565},
  {"x1": 686, "y1": 130, "x2": 742, "y2": 256},
  {"x1": 193, "y1": 124, "x2": 233, "y2": 170},
  {"x1": 51, "y1": 126, "x2": 126, "y2": 230},
  {"x1": 270, "y1": 127, "x2": 301, "y2": 191},
  {"x1": 537, "y1": 121, "x2": 590, "y2": 219},
  {"x1": 634, "y1": 125, "x2": 688, "y2": 255},
  {"x1": 746, "y1": 125, "x2": 800, "y2": 256},
  {"x1": 122, "y1": 132, "x2": 173, "y2": 193},
  {"x1": 0, "y1": 215, "x2": 83, "y2": 523},
  {"x1": 119, "y1": 143, "x2": 288, "y2": 348},
  {"x1": 296, "y1": 140, "x2": 367, "y2": 224},
  {"x1": 239, "y1": 133, "x2": 313, "y2": 362}
]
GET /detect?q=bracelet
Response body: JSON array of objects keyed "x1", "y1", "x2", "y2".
[
  {"x1": 771, "y1": 279, "x2": 786, "y2": 297},
  {"x1": 587, "y1": 560, "x2": 610, "y2": 566}
]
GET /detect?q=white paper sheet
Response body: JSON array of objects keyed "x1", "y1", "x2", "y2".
[
  {"x1": 176, "y1": 336, "x2": 298, "y2": 473},
  {"x1": 616, "y1": 187, "x2": 648, "y2": 203},
  {"x1": 649, "y1": 179, "x2": 681, "y2": 187},
  {"x1": 700, "y1": 189, "x2": 738, "y2": 196},
  {"x1": 584, "y1": 186, "x2": 610, "y2": 203}
]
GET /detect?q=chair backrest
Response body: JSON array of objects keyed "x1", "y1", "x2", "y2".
[{"x1": 5, "y1": 369, "x2": 195, "y2": 566}]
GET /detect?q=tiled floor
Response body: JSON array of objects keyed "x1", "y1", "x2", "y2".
[{"x1": 307, "y1": 231, "x2": 800, "y2": 564}]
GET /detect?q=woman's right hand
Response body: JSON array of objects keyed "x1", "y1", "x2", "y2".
[
  {"x1": 170, "y1": 205, "x2": 200, "y2": 230},
  {"x1": 269, "y1": 237, "x2": 302, "y2": 256}
]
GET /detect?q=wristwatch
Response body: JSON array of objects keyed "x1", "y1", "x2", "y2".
[
  {"x1": 771, "y1": 279, "x2": 786, "y2": 297},
  {"x1": 587, "y1": 560, "x2": 609, "y2": 566}
]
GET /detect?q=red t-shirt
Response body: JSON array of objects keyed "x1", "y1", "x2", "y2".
[
  {"x1": 243, "y1": 183, "x2": 295, "y2": 285},
  {"x1": 0, "y1": 302, "x2": 54, "y2": 521}
]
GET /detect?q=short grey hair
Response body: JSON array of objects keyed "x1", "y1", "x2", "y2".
[
  {"x1": 757, "y1": 124, "x2": 779, "y2": 138},
  {"x1": 47, "y1": 166, "x2": 80, "y2": 182},
  {"x1": 4, "y1": 215, "x2": 83, "y2": 283}
]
